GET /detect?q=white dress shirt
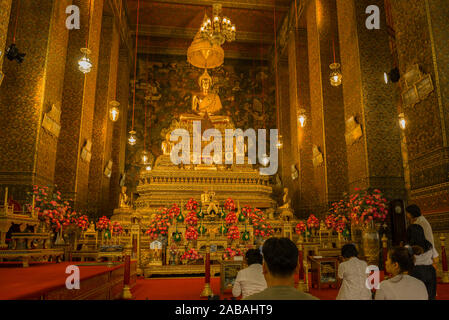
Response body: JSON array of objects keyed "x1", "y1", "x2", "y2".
[
  {"x1": 414, "y1": 216, "x2": 439, "y2": 258},
  {"x1": 375, "y1": 274, "x2": 428, "y2": 300},
  {"x1": 232, "y1": 263, "x2": 267, "y2": 299},
  {"x1": 336, "y1": 257, "x2": 372, "y2": 300}
]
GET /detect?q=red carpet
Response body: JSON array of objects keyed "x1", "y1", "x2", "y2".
[
  {"x1": 0, "y1": 262, "x2": 124, "y2": 300},
  {"x1": 132, "y1": 276, "x2": 449, "y2": 300}
]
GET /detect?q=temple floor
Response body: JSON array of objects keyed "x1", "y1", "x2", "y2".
[{"x1": 131, "y1": 275, "x2": 449, "y2": 300}]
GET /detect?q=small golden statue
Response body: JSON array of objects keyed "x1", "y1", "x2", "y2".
[
  {"x1": 119, "y1": 186, "x2": 130, "y2": 208},
  {"x1": 278, "y1": 187, "x2": 294, "y2": 221},
  {"x1": 192, "y1": 70, "x2": 222, "y2": 115}
]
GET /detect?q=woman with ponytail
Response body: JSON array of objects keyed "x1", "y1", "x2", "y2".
[
  {"x1": 406, "y1": 224, "x2": 438, "y2": 299},
  {"x1": 375, "y1": 246, "x2": 428, "y2": 300}
]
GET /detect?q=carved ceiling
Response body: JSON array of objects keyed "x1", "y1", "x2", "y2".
[{"x1": 126, "y1": 0, "x2": 292, "y2": 60}]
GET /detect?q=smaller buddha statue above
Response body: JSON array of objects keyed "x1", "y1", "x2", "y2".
[
  {"x1": 278, "y1": 187, "x2": 294, "y2": 221},
  {"x1": 119, "y1": 186, "x2": 130, "y2": 208}
]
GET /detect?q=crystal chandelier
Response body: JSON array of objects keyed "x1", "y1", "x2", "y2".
[
  {"x1": 78, "y1": 48, "x2": 92, "y2": 74},
  {"x1": 128, "y1": 130, "x2": 137, "y2": 146},
  {"x1": 200, "y1": 4, "x2": 236, "y2": 46}
]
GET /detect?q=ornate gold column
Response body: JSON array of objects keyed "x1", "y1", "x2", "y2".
[
  {"x1": 288, "y1": 27, "x2": 316, "y2": 215},
  {"x1": 55, "y1": 0, "x2": 104, "y2": 209},
  {"x1": 88, "y1": 14, "x2": 120, "y2": 215},
  {"x1": 335, "y1": 0, "x2": 405, "y2": 199},
  {"x1": 0, "y1": 0, "x2": 71, "y2": 197},
  {"x1": 109, "y1": 48, "x2": 130, "y2": 213},
  {"x1": 306, "y1": 0, "x2": 348, "y2": 209},
  {"x1": 0, "y1": 0, "x2": 12, "y2": 68},
  {"x1": 388, "y1": 0, "x2": 449, "y2": 226}
]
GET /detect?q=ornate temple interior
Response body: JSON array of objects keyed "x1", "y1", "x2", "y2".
[{"x1": 0, "y1": 0, "x2": 449, "y2": 302}]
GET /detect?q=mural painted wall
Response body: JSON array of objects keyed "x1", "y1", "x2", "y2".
[{"x1": 125, "y1": 54, "x2": 277, "y2": 192}]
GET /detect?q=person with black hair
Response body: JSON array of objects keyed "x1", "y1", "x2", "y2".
[
  {"x1": 406, "y1": 204, "x2": 439, "y2": 262},
  {"x1": 336, "y1": 244, "x2": 372, "y2": 300},
  {"x1": 375, "y1": 246, "x2": 428, "y2": 300},
  {"x1": 244, "y1": 238, "x2": 318, "y2": 300},
  {"x1": 232, "y1": 249, "x2": 267, "y2": 299},
  {"x1": 406, "y1": 224, "x2": 437, "y2": 300}
]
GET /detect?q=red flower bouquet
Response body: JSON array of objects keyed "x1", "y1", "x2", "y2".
[
  {"x1": 226, "y1": 225, "x2": 240, "y2": 240},
  {"x1": 306, "y1": 214, "x2": 320, "y2": 229},
  {"x1": 181, "y1": 248, "x2": 203, "y2": 262},
  {"x1": 225, "y1": 211, "x2": 238, "y2": 225},
  {"x1": 168, "y1": 203, "x2": 181, "y2": 219},
  {"x1": 224, "y1": 198, "x2": 236, "y2": 211},
  {"x1": 347, "y1": 188, "x2": 388, "y2": 225},
  {"x1": 96, "y1": 216, "x2": 111, "y2": 231},
  {"x1": 185, "y1": 198, "x2": 198, "y2": 211},
  {"x1": 222, "y1": 247, "x2": 243, "y2": 260},
  {"x1": 185, "y1": 226, "x2": 199, "y2": 241},
  {"x1": 75, "y1": 215, "x2": 90, "y2": 231},
  {"x1": 185, "y1": 211, "x2": 199, "y2": 226},
  {"x1": 295, "y1": 221, "x2": 307, "y2": 234},
  {"x1": 249, "y1": 208, "x2": 274, "y2": 239},
  {"x1": 325, "y1": 214, "x2": 336, "y2": 229},
  {"x1": 145, "y1": 207, "x2": 172, "y2": 239}
]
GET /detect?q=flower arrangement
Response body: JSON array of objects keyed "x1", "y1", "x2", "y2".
[
  {"x1": 75, "y1": 215, "x2": 90, "y2": 231},
  {"x1": 96, "y1": 216, "x2": 111, "y2": 231},
  {"x1": 325, "y1": 214, "x2": 336, "y2": 229},
  {"x1": 185, "y1": 198, "x2": 198, "y2": 211},
  {"x1": 185, "y1": 226, "x2": 199, "y2": 240},
  {"x1": 145, "y1": 207, "x2": 172, "y2": 239},
  {"x1": 295, "y1": 221, "x2": 307, "y2": 235},
  {"x1": 224, "y1": 198, "x2": 236, "y2": 211},
  {"x1": 347, "y1": 188, "x2": 388, "y2": 225},
  {"x1": 250, "y1": 208, "x2": 274, "y2": 239},
  {"x1": 185, "y1": 211, "x2": 199, "y2": 226},
  {"x1": 168, "y1": 203, "x2": 181, "y2": 219},
  {"x1": 225, "y1": 211, "x2": 238, "y2": 225},
  {"x1": 241, "y1": 205, "x2": 252, "y2": 217},
  {"x1": 227, "y1": 225, "x2": 240, "y2": 240},
  {"x1": 181, "y1": 248, "x2": 203, "y2": 262},
  {"x1": 306, "y1": 214, "x2": 320, "y2": 229},
  {"x1": 112, "y1": 221, "x2": 124, "y2": 235},
  {"x1": 334, "y1": 214, "x2": 349, "y2": 234},
  {"x1": 222, "y1": 247, "x2": 243, "y2": 260}
]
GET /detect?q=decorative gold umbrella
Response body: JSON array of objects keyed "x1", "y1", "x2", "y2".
[{"x1": 187, "y1": 32, "x2": 224, "y2": 69}]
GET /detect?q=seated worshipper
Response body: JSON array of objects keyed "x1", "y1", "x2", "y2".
[
  {"x1": 375, "y1": 246, "x2": 428, "y2": 300},
  {"x1": 232, "y1": 249, "x2": 267, "y2": 299},
  {"x1": 406, "y1": 224, "x2": 437, "y2": 300},
  {"x1": 336, "y1": 244, "x2": 372, "y2": 300},
  {"x1": 245, "y1": 237, "x2": 318, "y2": 300},
  {"x1": 406, "y1": 204, "x2": 439, "y2": 264}
]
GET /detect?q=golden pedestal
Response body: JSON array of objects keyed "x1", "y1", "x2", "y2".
[
  {"x1": 121, "y1": 285, "x2": 134, "y2": 300},
  {"x1": 200, "y1": 283, "x2": 214, "y2": 298}
]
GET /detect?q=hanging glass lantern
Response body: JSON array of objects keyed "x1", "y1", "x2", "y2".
[
  {"x1": 128, "y1": 130, "x2": 137, "y2": 146},
  {"x1": 298, "y1": 108, "x2": 306, "y2": 128},
  {"x1": 109, "y1": 101, "x2": 120, "y2": 122},
  {"x1": 78, "y1": 48, "x2": 92, "y2": 74},
  {"x1": 329, "y1": 62, "x2": 342, "y2": 87},
  {"x1": 276, "y1": 134, "x2": 283, "y2": 149},
  {"x1": 145, "y1": 165, "x2": 152, "y2": 171},
  {"x1": 260, "y1": 154, "x2": 269, "y2": 166},
  {"x1": 398, "y1": 113, "x2": 406, "y2": 130},
  {"x1": 141, "y1": 150, "x2": 150, "y2": 165}
]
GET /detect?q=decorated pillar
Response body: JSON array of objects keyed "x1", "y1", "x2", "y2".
[
  {"x1": 287, "y1": 27, "x2": 316, "y2": 215},
  {"x1": 335, "y1": 0, "x2": 405, "y2": 200},
  {"x1": 88, "y1": 14, "x2": 120, "y2": 215},
  {"x1": 388, "y1": 0, "x2": 449, "y2": 225},
  {"x1": 200, "y1": 240, "x2": 213, "y2": 297},
  {"x1": 109, "y1": 48, "x2": 130, "y2": 213},
  {"x1": 0, "y1": 0, "x2": 12, "y2": 71},
  {"x1": 0, "y1": 0, "x2": 71, "y2": 198},
  {"x1": 306, "y1": 0, "x2": 348, "y2": 208},
  {"x1": 55, "y1": 0, "x2": 104, "y2": 209}
]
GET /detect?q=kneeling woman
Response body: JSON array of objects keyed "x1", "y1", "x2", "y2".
[{"x1": 375, "y1": 246, "x2": 428, "y2": 300}]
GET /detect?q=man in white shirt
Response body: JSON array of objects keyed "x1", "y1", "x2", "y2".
[
  {"x1": 406, "y1": 204, "x2": 439, "y2": 261},
  {"x1": 232, "y1": 249, "x2": 267, "y2": 299}
]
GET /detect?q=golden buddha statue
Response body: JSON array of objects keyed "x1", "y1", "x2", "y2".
[
  {"x1": 278, "y1": 187, "x2": 294, "y2": 221},
  {"x1": 119, "y1": 186, "x2": 130, "y2": 208},
  {"x1": 181, "y1": 70, "x2": 228, "y2": 123}
]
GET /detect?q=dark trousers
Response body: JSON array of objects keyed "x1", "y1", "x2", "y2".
[{"x1": 411, "y1": 265, "x2": 437, "y2": 300}]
